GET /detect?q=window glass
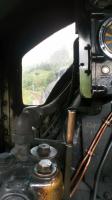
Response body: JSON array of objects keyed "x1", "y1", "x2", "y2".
[{"x1": 22, "y1": 23, "x2": 76, "y2": 105}]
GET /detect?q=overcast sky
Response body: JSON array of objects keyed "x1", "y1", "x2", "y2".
[{"x1": 22, "y1": 23, "x2": 77, "y2": 71}]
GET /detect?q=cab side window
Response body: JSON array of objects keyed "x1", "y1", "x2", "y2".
[{"x1": 22, "y1": 23, "x2": 75, "y2": 105}]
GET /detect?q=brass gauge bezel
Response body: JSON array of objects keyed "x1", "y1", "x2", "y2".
[{"x1": 99, "y1": 18, "x2": 112, "y2": 59}]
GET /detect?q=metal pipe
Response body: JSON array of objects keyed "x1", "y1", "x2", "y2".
[
  {"x1": 70, "y1": 112, "x2": 112, "y2": 198},
  {"x1": 64, "y1": 110, "x2": 76, "y2": 200},
  {"x1": 64, "y1": 145, "x2": 73, "y2": 200},
  {"x1": 66, "y1": 110, "x2": 76, "y2": 144}
]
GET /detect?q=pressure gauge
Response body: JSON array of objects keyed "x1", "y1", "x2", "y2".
[{"x1": 99, "y1": 18, "x2": 112, "y2": 59}]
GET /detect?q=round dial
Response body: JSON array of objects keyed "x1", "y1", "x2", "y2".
[{"x1": 99, "y1": 18, "x2": 112, "y2": 58}]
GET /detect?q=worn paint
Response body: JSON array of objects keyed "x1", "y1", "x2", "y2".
[{"x1": 31, "y1": 170, "x2": 64, "y2": 200}]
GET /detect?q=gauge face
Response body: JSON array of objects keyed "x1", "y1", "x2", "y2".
[{"x1": 99, "y1": 18, "x2": 112, "y2": 58}]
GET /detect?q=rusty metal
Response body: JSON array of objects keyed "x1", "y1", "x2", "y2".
[
  {"x1": 30, "y1": 159, "x2": 64, "y2": 200},
  {"x1": 70, "y1": 112, "x2": 112, "y2": 198},
  {"x1": 66, "y1": 110, "x2": 76, "y2": 144},
  {"x1": 64, "y1": 110, "x2": 76, "y2": 200},
  {"x1": 64, "y1": 145, "x2": 73, "y2": 200}
]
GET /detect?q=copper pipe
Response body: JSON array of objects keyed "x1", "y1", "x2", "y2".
[
  {"x1": 91, "y1": 113, "x2": 112, "y2": 153},
  {"x1": 88, "y1": 112, "x2": 112, "y2": 154},
  {"x1": 70, "y1": 156, "x2": 91, "y2": 198},
  {"x1": 66, "y1": 110, "x2": 76, "y2": 144},
  {"x1": 71, "y1": 153, "x2": 88, "y2": 187},
  {"x1": 70, "y1": 112, "x2": 112, "y2": 198}
]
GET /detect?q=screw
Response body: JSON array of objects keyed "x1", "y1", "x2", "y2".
[{"x1": 80, "y1": 63, "x2": 85, "y2": 66}]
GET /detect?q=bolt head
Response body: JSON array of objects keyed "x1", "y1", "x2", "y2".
[
  {"x1": 37, "y1": 159, "x2": 52, "y2": 174},
  {"x1": 38, "y1": 144, "x2": 50, "y2": 157}
]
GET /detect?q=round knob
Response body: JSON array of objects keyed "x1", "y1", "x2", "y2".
[
  {"x1": 37, "y1": 144, "x2": 50, "y2": 157},
  {"x1": 37, "y1": 159, "x2": 52, "y2": 174}
]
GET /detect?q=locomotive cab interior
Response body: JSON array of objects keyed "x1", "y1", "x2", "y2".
[{"x1": 0, "y1": 0, "x2": 112, "y2": 200}]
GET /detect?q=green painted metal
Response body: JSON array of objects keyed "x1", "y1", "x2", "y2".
[{"x1": 80, "y1": 69, "x2": 92, "y2": 98}]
